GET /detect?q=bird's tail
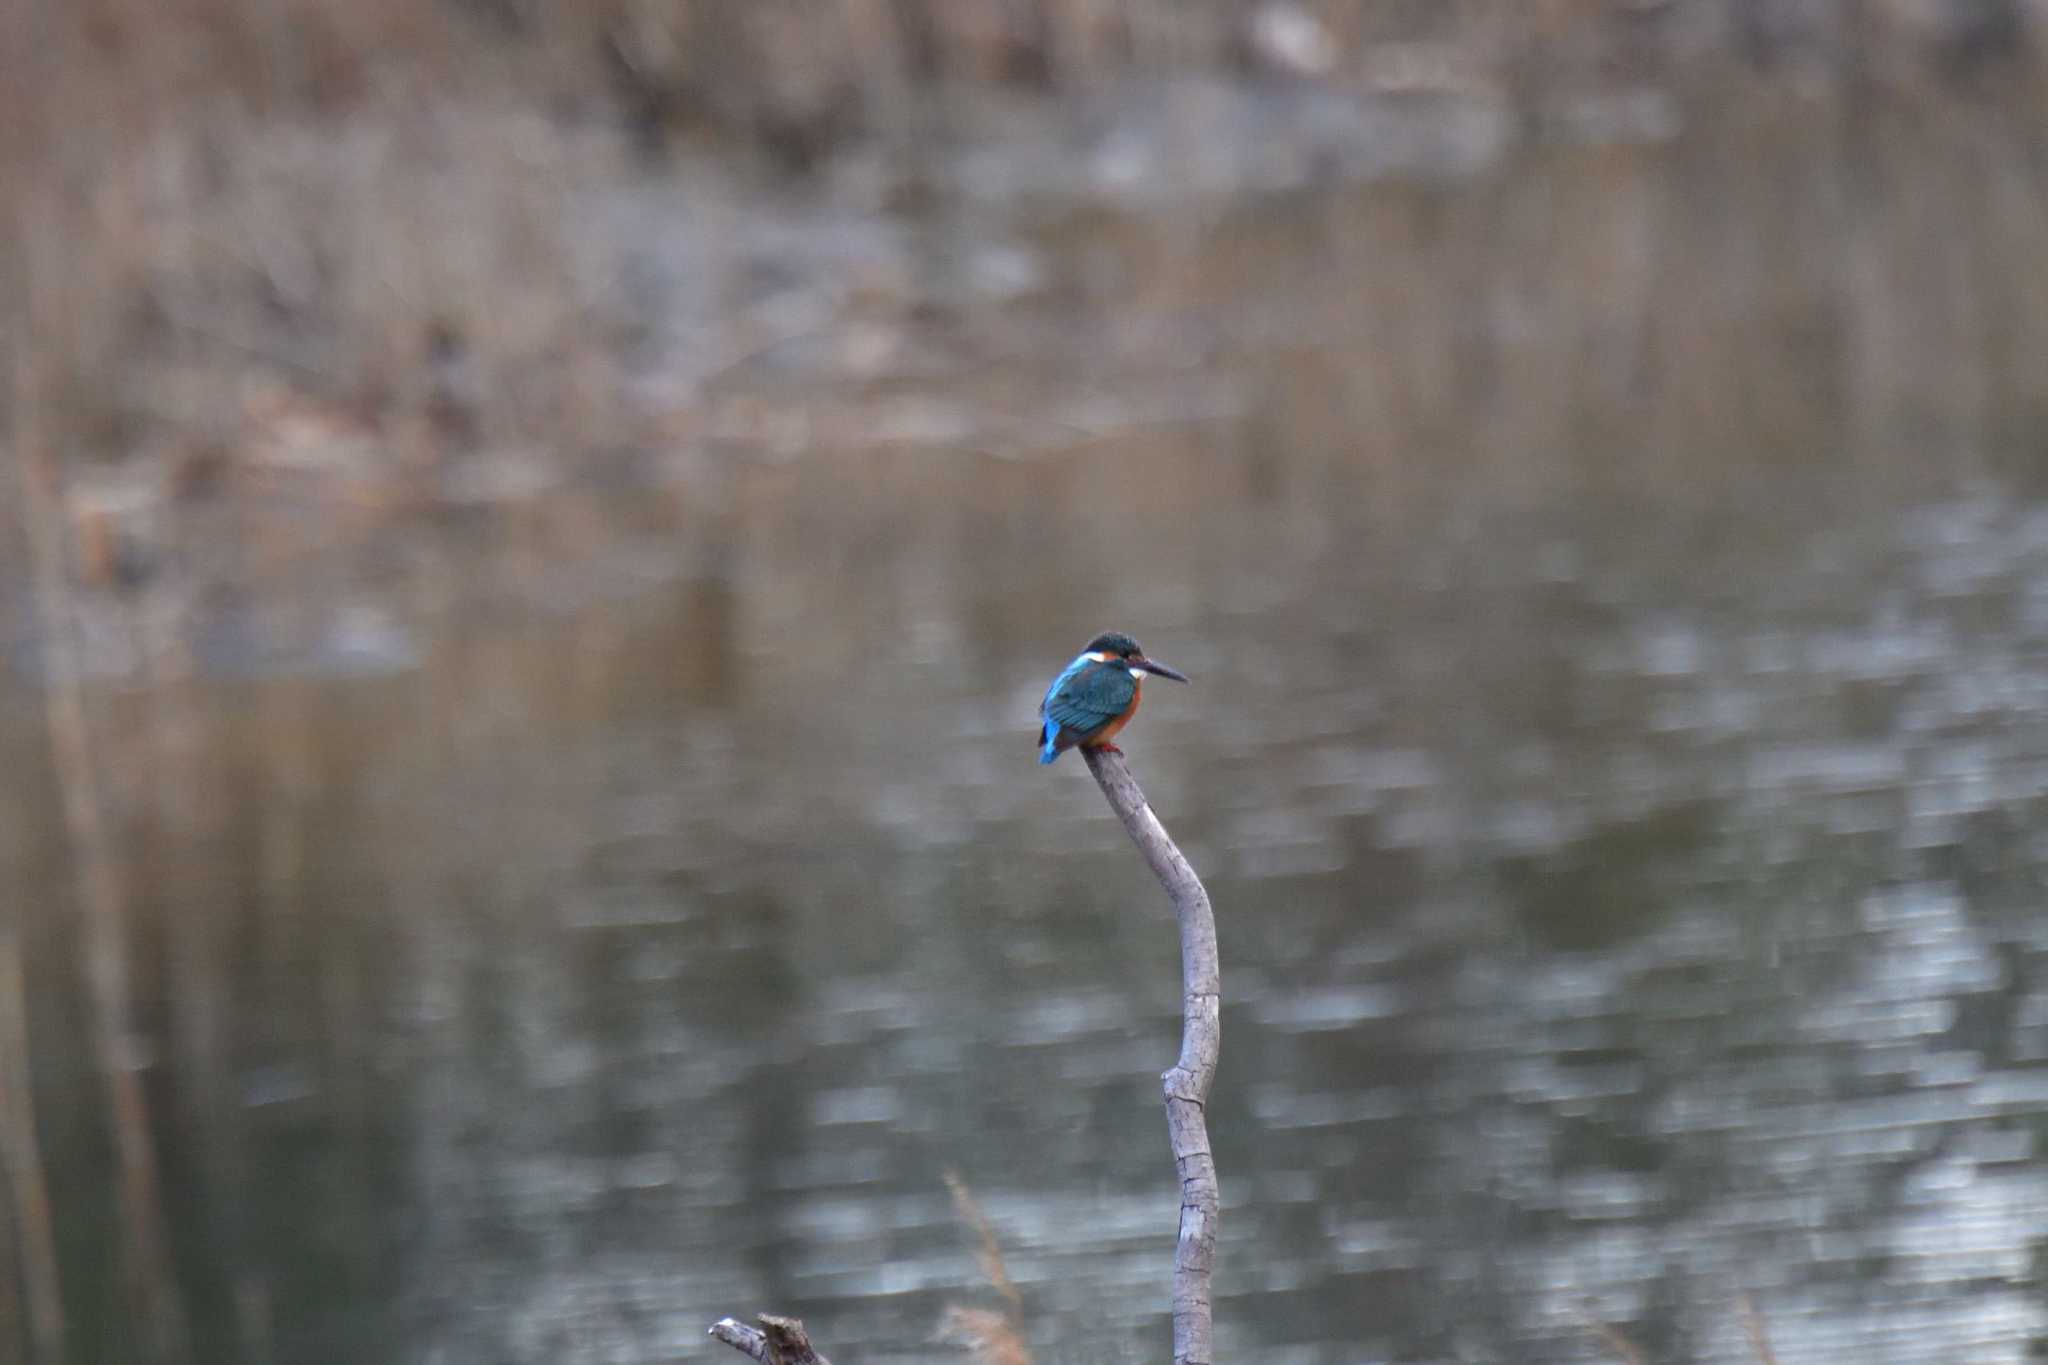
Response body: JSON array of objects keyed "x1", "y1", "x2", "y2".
[{"x1": 1037, "y1": 722, "x2": 1059, "y2": 764}]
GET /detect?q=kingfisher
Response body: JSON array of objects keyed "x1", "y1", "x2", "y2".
[{"x1": 1038, "y1": 631, "x2": 1189, "y2": 764}]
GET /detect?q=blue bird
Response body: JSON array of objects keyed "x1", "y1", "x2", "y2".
[{"x1": 1038, "y1": 631, "x2": 1189, "y2": 764}]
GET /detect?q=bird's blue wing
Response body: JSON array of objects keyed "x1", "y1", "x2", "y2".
[
  {"x1": 1038, "y1": 656, "x2": 1135, "y2": 763},
  {"x1": 1046, "y1": 663, "x2": 1136, "y2": 732},
  {"x1": 1038, "y1": 654, "x2": 1092, "y2": 762}
]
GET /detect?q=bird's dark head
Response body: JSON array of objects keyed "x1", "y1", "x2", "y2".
[
  {"x1": 1082, "y1": 631, "x2": 1189, "y2": 683},
  {"x1": 1085, "y1": 631, "x2": 1142, "y2": 659}
]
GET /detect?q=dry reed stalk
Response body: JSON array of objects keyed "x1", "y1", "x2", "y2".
[
  {"x1": 0, "y1": 921, "x2": 63, "y2": 1362},
  {"x1": 12, "y1": 224, "x2": 189, "y2": 1364},
  {"x1": 939, "y1": 1170, "x2": 1032, "y2": 1365},
  {"x1": 1579, "y1": 1305, "x2": 1647, "y2": 1365},
  {"x1": 944, "y1": 1170, "x2": 1026, "y2": 1322},
  {"x1": 0, "y1": 1172, "x2": 16, "y2": 1358},
  {"x1": 936, "y1": 1307, "x2": 1033, "y2": 1365},
  {"x1": 1738, "y1": 1292, "x2": 1779, "y2": 1365}
]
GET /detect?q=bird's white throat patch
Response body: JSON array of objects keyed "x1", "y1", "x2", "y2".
[{"x1": 1129, "y1": 667, "x2": 1146, "y2": 679}]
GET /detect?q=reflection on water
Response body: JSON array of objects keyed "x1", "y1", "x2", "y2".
[{"x1": 16, "y1": 82, "x2": 2048, "y2": 1365}]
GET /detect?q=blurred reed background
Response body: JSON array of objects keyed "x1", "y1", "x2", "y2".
[{"x1": 8, "y1": 3, "x2": 2048, "y2": 1363}]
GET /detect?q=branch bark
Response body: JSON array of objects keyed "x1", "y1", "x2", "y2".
[
  {"x1": 1082, "y1": 746, "x2": 1219, "y2": 1365},
  {"x1": 709, "y1": 1314, "x2": 832, "y2": 1365}
]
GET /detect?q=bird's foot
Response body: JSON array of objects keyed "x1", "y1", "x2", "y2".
[{"x1": 1093, "y1": 743, "x2": 1125, "y2": 756}]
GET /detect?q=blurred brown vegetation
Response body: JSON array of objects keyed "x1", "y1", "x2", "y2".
[
  {"x1": 4, "y1": 0, "x2": 2048, "y2": 589},
  {"x1": 940, "y1": 1171, "x2": 1032, "y2": 1365}
]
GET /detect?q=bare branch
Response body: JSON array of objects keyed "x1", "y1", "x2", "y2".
[
  {"x1": 708, "y1": 1318, "x2": 770, "y2": 1362},
  {"x1": 1081, "y1": 747, "x2": 1220, "y2": 1365},
  {"x1": 703, "y1": 746, "x2": 1221, "y2": 1365},
  {"x1": 708, "y1": 1314, "x2": 832, "y2": 1365}
]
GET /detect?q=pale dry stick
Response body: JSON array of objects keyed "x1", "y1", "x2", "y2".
[
  {"x1": 13, "y1": 328, "x2": 189, "y2": 1361},
  {"x1": 0, "y1": 921, "x2": 64, "y2": 1361},
  {"x1": 1081, "y1": 746, "x2": 1220, "y2": 1365}
]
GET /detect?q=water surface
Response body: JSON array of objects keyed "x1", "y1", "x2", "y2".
[{"x1": 12, "y1": 77, "x2": 2048, "y2": 1365}]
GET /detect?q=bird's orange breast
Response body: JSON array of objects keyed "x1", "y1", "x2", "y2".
[{"x1": 1082, "y1": 677, "x2": 1141, "y2": 747}]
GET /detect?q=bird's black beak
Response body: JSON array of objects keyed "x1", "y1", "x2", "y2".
[{"x1": 1135, "y1": 656, "x2": 1189, "y2": 683}]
